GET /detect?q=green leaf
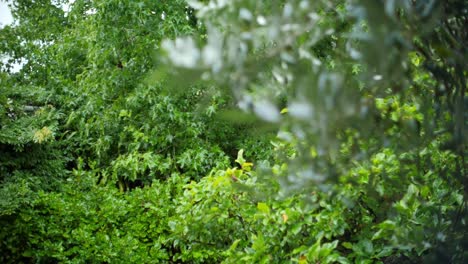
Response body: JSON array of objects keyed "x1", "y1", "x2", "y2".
[{"x1": 257, "y1": 202, "x2": 270, "y2": 215}]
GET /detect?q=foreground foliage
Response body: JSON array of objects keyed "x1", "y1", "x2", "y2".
[
  {"x1": 0, "y1": 0, "x2": 466, "y2": 263},
  {"x1": 2, "y1": 150, "x2": 463, "y2": 263}
]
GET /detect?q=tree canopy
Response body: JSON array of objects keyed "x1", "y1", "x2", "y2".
[{"x1": 0, "y1": 0, "x2": 466, "y2": 263}]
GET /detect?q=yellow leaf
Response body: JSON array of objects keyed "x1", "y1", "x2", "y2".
[
  {"x1": 298, "y1": 255, "x2": 307, "y2": 264},
  {"x1": 257, "y1": 202, "x2": 270, "y2": 214},
  {"x1": 282, "y1": 213, "x2": 288, "y2": 223},
  {"x1": 242, "y1": 162, "x2": 253, "y2": 171}
]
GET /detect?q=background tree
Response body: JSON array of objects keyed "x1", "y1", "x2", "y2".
[{"x1": 0, "y1": 0, "x2": 466, "y2": 262}]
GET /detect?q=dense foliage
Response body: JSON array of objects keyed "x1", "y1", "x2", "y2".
[{"x1": 0, "y1": 0, "x2": 466, "y2": 263}]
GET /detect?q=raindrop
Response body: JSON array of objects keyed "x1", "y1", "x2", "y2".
[
  {"x1": 300, "y1": 1, "x2": 309, "y2": 10},
  {"x1": 373, "y1": 75, "x2": 383, "y2": 81},
  {"x1": 289, "y1": 101, "x2": 314, "y2": 119},
  {"x1": 283, "y1": 3, "x2": 293, "y2": 18},
  {"x1": 239, "y1": 8, "x2": 253, "y2": 21},
  {"x1": 162, "y1": 38, "x2": 200, "y2": 68},
  {"x1": 257, "y1": 15, "x2": 267, "y2": 26},
  {"x1": 254, "y1": 100, "x2": 280, "y2": 122}
]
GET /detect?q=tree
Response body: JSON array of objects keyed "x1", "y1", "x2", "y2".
[{"x1": 0, "y1": 0, "x2": 270, "y2": 261}]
